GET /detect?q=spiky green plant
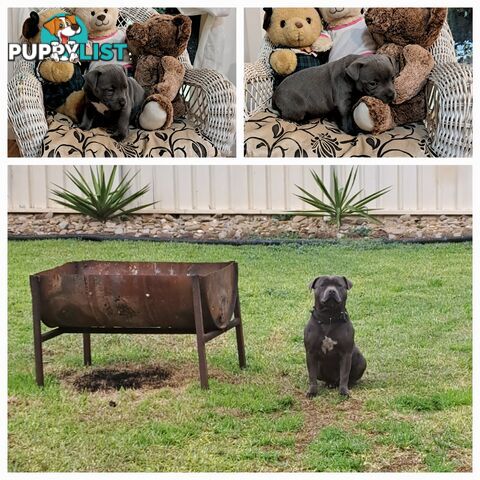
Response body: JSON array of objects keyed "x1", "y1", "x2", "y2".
[
  {"x1": 50, "y1": 166, "x2": 156, "y2": 221},
  {"x1": 292, "y1": 168, "x2": 391, "y2": 229}
]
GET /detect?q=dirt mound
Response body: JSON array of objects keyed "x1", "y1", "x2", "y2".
[{"x1": 72, "y1": 365, "x2": 171, "y2": 392}]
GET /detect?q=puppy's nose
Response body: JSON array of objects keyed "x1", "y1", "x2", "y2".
[
  {"x1": 119, "y1": 98, "x2": 126, "y2": 107},
  {"x1": 387, "y1": 90, "x2": 396, "y2": 102},
  {"x1": 295, "y1": 21, "x2": 303, "y2": 28},
  {"x1": 97, "y1": 14, "x2": 106, "y2": 21}
]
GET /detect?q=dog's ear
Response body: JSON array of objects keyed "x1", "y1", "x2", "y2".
[
  {"x1": 66, "y1": 15, "x2": 78, "y2": 26},
  {"x1": 309, "y1": 276, "x2": 322, "y2": 290},
  {"x1": 43, "y1": 17, "x2": 59, "y2": 36},
  {"x1": 345, "y1": 58, "x2": 366, "y2": 82},
  {"x1": 386, "y1": 54, "x2": 398, "y2": 75},
  {"x1": 22, "y1": 11, "x2": 40, "y2": 40},
  {"x1": 263, "y1": 8, "x2": 273, "y2": 31},
  {"x1": 85, "y1": 69, "x2": 101, "y2": 92},
  {"x1": 343, "y1": 277, "x2": 353, "y2": 290}
]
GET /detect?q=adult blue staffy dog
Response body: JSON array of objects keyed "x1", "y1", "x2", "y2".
[{"x1": 304, "y1": 275, "x2": 366, "y2": 397}]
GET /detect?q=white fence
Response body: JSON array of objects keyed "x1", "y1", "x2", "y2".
[{"x1": 8, "y1": 165, "x2": 472, "y2": 215}]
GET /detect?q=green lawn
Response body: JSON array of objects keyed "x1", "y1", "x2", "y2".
[{"x1": 8, "y1": 240, "x2": 472, "y2": 472}]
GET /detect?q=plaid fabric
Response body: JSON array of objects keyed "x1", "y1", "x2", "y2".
[
  {"x1": 273, "y1": 51, "x2": 330, "y2": 89},
  {"x1": 40, "y1": 63, "x2": 85, "y2": 111}
]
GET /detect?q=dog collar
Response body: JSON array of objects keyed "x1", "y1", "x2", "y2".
[{"x1": 311, "y1": 308, "x2": 348, "y2": 325}]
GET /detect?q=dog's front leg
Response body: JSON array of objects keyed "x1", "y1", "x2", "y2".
[
  {"x1": 79, "y1": 107, "x2": 94, "y2": 131},
  {"x1": 339, "y1": 351, "x2": 353, "y2": 396},
  {"x1": 306, "y1": 350, "x2": 320, "y2": 398},
  {"x1": 112, "y1": 108, "x2": 130, "y2": 141},
  {"x1": 337, "y1": 98, "x2": 360, "y2": 136}
]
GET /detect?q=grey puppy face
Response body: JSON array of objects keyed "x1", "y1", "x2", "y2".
[
  {"x1": 310, "y1": 275, "x2": 352, "y2": 306},
  {"x1": 85, "y1": 65, "x2": 129, "y2": 111},
  {"x1": 346, "y1": 54, "x2": 396, "y2": 104}
]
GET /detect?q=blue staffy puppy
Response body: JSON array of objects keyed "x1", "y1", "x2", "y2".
[{"x1": 273, "y1": 54, "x2": 396, "y2": 135}]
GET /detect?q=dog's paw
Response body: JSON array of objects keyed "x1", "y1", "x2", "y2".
[
  {"x1": 339, "y1": 386, "x2": 350, "y2": 397},
  {"x1": 79, "y1": 122, "x2": 91, "y2": 131},
  {"x1": 139, "y1": 102, "x2": 167, "y2": 130},
  {"x1": 306, "y1": 387, "x2": 318, "y2": 399},
  {"x1": 112, "y1": 130, "x2": 127, "y2": 142}
]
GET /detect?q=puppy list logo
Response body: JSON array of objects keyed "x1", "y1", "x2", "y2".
[{"x1": 8, "y1": 13, "x2": 128, "y2": 63}]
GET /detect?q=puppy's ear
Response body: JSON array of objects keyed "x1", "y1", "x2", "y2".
[
  {"x1": 345, "y1": 58, "x2": 365, "y2": 82},
  {"x1": 343, "y1": 277, "x2": 353, "y2": 290},
  {"x1": 85, "y1": 69, "x2": 101, "y2": 92},
  {"x1": 386, "y1": 54, "x2": 398, "y2": 75},
  {"x1": 309, "y1": 277, "x2": 320, "y2": 290},
  {"x1": 43, "y1": 17, "x2": 59, "y2": 36},
  {"x1": 263, "y1": 8, "x2": 273, "y2": 31}
]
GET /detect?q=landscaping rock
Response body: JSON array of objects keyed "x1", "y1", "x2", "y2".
[{"x1": 7, "y1": 213, "x2": 472, "y2": 242}]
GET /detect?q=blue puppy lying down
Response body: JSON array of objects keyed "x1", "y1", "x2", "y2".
[{"x1": 272, "y1": 54, "x2": 396, "y2": 135}]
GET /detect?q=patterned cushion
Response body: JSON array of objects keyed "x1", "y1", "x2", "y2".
[
  {"x1": 42, "y1": 113, "x2": 218, "y2": 158},
  {"x1": 244, "y1": 109, "x2": 430, "y2": 158}
]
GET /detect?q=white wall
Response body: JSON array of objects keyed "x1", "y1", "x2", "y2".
[
  {"x1": 245, "y1": 8, "x2": 264, "y2": 63},
  {"x1": 8, "y1": 165, "x2": 472, "y2": 215}
]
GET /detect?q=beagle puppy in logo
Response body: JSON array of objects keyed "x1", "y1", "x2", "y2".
[{"x1": 43, "y1": 15, "x2": 82, "y2": 62}]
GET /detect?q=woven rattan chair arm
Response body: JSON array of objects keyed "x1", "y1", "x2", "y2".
[
  {"x1": 183, "y1": 67, "x2": 236, "y2": 155},
  {"x1": 7, "y1": 68, "x2": 48, "y2": 157},
  {"x1": 425, "y1": 62, "x2": 472, "y2": 157},
  {"x1": 244, "y1": 61, "x2": 274, "y2": 119}
]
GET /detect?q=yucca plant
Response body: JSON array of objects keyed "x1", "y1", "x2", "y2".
[
  {"x1": 51, "y1": 166, "x2": 156, "y2": 221},
  {"x1": 292, "y1": 168, "x2": 391, "y2": 229}
]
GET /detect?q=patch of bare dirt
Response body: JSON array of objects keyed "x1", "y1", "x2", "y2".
[
  {"x1": 71, "y1": 365, "x2": 171, "y2": 392},
  {"x1": 60, "y1": 361, "x2": 241, "y2": 393}
]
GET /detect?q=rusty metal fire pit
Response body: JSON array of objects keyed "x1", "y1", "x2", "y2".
[{"x1": 30, "y1": 261, "x2": 246, "y2": 389}]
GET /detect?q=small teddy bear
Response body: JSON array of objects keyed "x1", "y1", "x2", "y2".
[
  {"x1": 72, "y1": 8, "x2": 132, "y2": 73},
  {"x1": 126, "y1": 13, "x2": 192, "y2": 131},
  {"x1": 319, "y1": 8, "x2": 376, "y2": 62},
  {"x1": 21, "y1": 9, "x2": 85, "y2": 123},
  {"x1": 352, "y1": 8, "x2": 448, "y2": 134},
  {"x1": 263, "y1": 8, "x2": 332, "y2": 88}
]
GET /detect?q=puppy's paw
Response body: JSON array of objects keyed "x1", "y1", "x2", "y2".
[
  {"x1": 79, "y1": 121, "x2": 92, "y2": 131},
  {"x1": 112, "y1": 129, "x2": 128, "y2": 142},
  {"x1": 139, "y1": 101, "x2": 167, "y2": 130}
]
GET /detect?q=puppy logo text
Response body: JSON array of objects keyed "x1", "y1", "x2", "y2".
[{"x1": 8, "y1": 13, "x2": 127, "y2": 63}]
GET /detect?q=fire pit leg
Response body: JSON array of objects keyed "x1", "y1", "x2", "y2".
[
  {"x1": 234, "y1": 295, "x2": 247, "y2": 369},
  {"x1": 30, "y1": 276, "x2": 44, "y2": 387},
  {"x1": 192, "y1": 276, "x2": 209, "y2": 389},
  {"x1": 83, "y1": 333, "x2": 92, "y2": 366}
]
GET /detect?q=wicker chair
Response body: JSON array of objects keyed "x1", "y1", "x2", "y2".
[
  {"x1": 8, "y1": 7, "x2": 236, "y2": 157},
  {"x1": 245, "y1": 22, "x2": 472, "y2": 158}
]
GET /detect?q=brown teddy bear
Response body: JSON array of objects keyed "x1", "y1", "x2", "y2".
[
  {"x1": 22, "y1": 9, "x2": 85, "y2": 122},
  {"x1": 263, "y1": 8, "x2": 332, "y2": 87},
  {"x1": 126, "y1": 13, "x2": 192, "y2": 131},
  {"x1": 72, "y1": 8, "x2": 131, "y2": 72},
  {"x1": 352, "y1": 8, "x2": 447, "y2": 134}
]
